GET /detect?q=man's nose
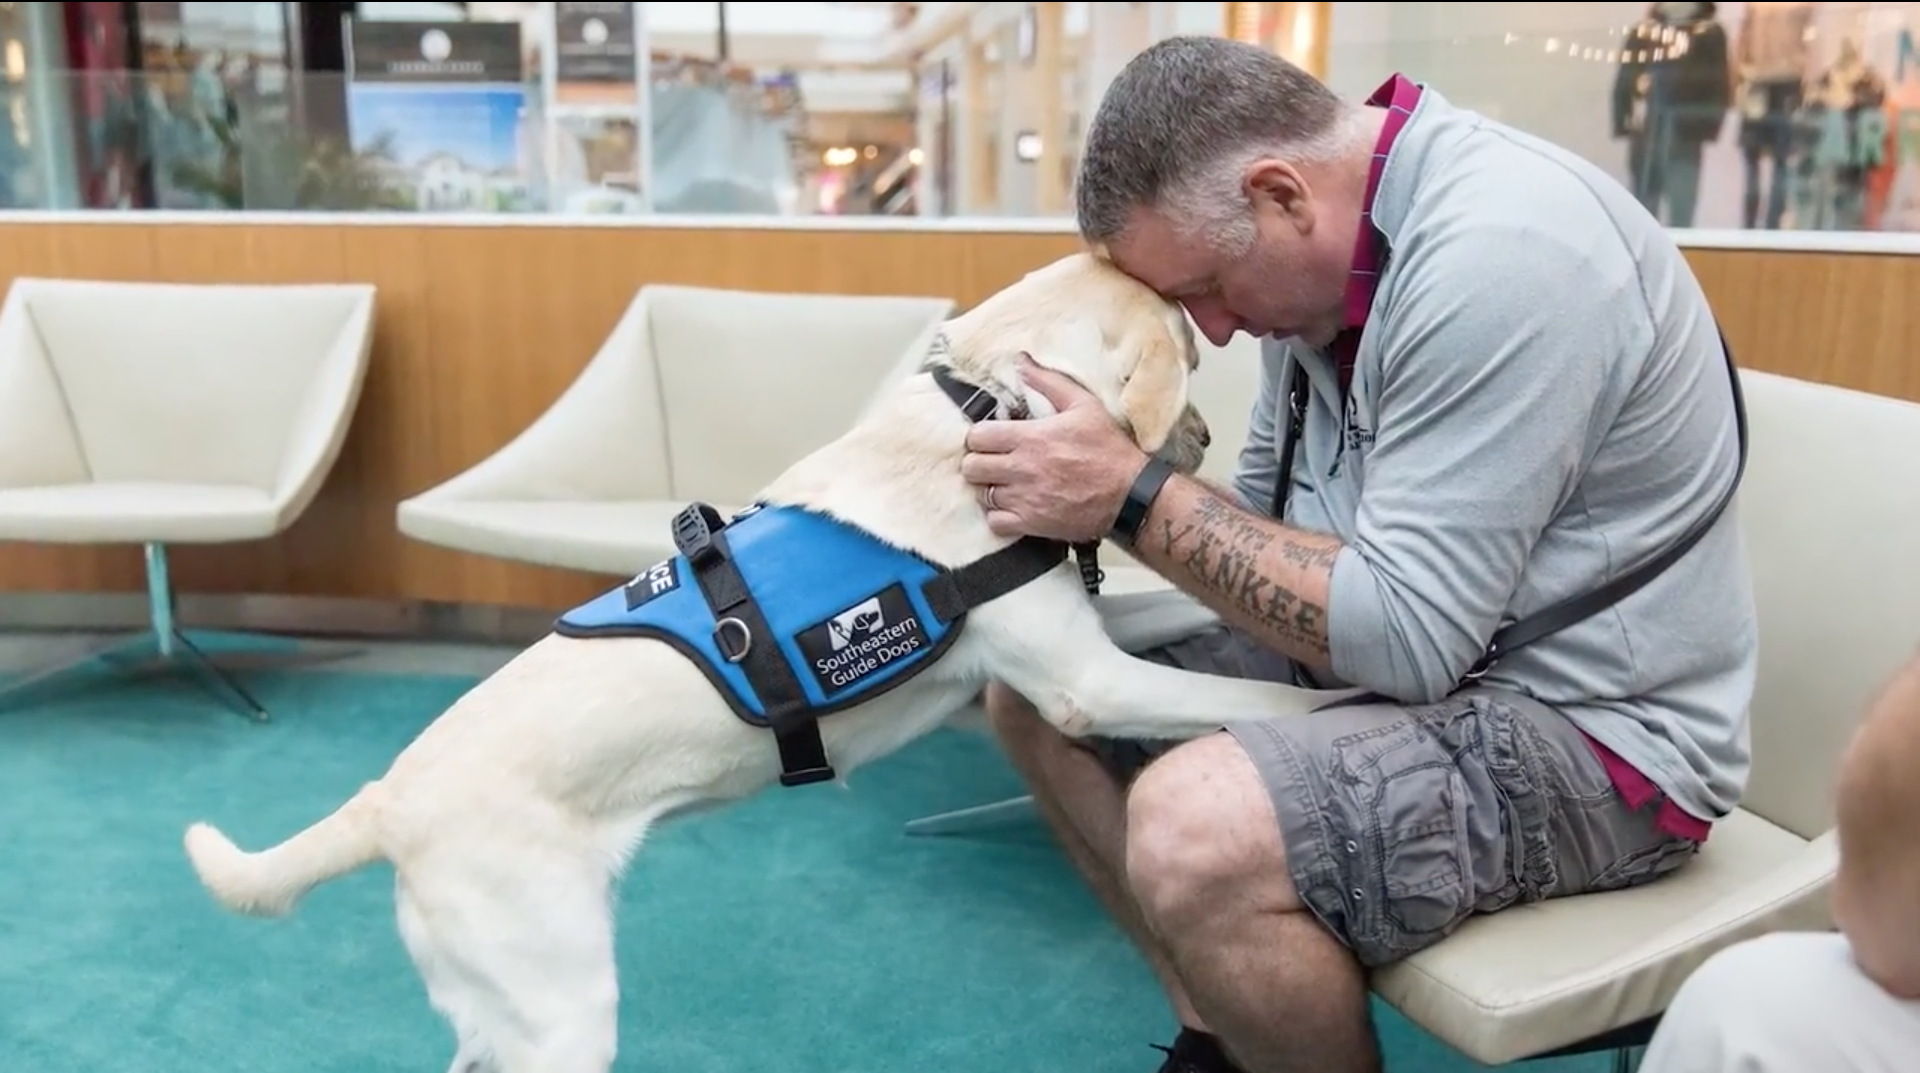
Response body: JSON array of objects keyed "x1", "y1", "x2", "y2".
[{"x1": 1181, "y1": 300, "x2": 1237, "y2": 348}]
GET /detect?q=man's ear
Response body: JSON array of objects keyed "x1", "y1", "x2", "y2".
[{"x1": 1118, "y1": 334, "x2": 1189, "y2": 453}]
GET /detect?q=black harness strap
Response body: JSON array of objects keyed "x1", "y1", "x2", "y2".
[
  {"x1": 671, "y1": 504, "x2": 834, "y2": 786},
  {"x1": 1270, "y1": 330, "x2": 1749, "y2": 690},
  {"x1": 921, "y1": 538, "x2": 1076, "y2": 622}
]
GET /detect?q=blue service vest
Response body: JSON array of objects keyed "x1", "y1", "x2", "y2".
[{"x1": 553, "y1": 504, "x2": 965, "y2": 725}]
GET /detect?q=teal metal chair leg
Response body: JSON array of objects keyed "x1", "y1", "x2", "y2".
[
  {"x1": 903, "y1": 794, "x2": 1037, "y2": 836},
  {"x1": 0, "y1": 542, "x2": 358, "y2": 720}
]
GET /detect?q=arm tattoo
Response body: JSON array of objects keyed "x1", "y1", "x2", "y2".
[{"x1": 1149, "y1": 488, "x2": 1340, "y2": 661}]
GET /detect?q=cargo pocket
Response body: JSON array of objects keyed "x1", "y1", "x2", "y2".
[
  {"x1": 1331, "y1": 718, "x2": 1476, "y2": 958},
  {"x1": 1478, "y1": 699, "x2": 1565, "y2": 906}
]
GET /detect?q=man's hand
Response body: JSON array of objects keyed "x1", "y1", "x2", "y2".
[{"x1": 960, "y1": 359, "x2": 1148, "y2": 542}]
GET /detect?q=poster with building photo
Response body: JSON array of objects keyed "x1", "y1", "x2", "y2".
[
  {"x1": 344, "y1": 19, "x2": 533, "y2": 213},
  {"x1": 549, "y1": 1, "x2": 647, "y2": 213}
]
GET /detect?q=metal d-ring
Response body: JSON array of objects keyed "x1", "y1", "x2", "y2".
[{"x1": 714, "y1": 617, "x2": 753, "y2": 663}]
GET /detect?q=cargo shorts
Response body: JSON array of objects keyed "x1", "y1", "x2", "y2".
[{"x1": 1083, "y1": 616, "x2": 1701, "y2": 969}]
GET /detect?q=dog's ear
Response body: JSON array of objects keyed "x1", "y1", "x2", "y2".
[{"x1": 1118, "y1": 333, "x2": 1190, "y2": 454}]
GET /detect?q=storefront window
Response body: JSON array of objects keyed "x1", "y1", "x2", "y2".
[
  {"x1": 2, "y1": 0, "x2": 1910, "y2": 235},
  {"x1": 0, "y1": 0, "x2": 80, "y2": 209},
  {"x1": 1328, "y1": 2, "x2": 1920, "y2": 234}
]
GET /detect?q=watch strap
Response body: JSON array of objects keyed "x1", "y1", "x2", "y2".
[{"x1": 1110, "y1": 456, "x2": 1176, "y2": 544}]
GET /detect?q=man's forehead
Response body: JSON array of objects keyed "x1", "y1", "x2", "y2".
[{"x1": 1107, "y1": 215, "x2": 1211, "y2": 296}]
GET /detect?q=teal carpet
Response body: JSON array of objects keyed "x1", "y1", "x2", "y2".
[{"x1": 0, "y1": 659, "x2": 1609, "y2": 1072}]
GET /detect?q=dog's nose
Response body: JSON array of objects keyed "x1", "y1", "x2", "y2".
[{"x1": 1199, "y1": 422, "x2": 1211, "y2": 448}]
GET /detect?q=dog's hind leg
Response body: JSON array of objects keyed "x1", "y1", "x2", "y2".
[
  {"x1": 408, "y1": 823, "x2": 622, "y2": 1073},
  {"x1": 397, "y1": 876, "x2": 500, "y2": 1073}
]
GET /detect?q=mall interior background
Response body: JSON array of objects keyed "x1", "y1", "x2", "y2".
[{"x1": 0, "y1": 2, "x2": 1913, "y2": 231}]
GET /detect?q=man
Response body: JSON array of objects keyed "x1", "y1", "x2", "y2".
[
  {"x1": 958, "y1": 37, "x2": 1756, "y2": 1073},
  {"x1": 1636, "y1": 645, "x2": 1920, "y2": 1072}
]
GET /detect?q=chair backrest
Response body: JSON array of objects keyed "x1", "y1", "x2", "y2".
[
  {"x1": 492, "y1": 292, "x2": 678, "y2": 502},
  {"x1": 1736, "y1": 370, "x2": 1920, "y2": 838},
  {"x1": 644, "y1": 285, "x2": 954, "y2": 504},
  {"x1": 0, "y1": 278, "x2": 374, "y2": 492}
]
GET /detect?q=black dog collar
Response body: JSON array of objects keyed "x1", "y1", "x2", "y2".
[{"x1": 930, "y1": 363, "x2": 1028, "y2": 422}]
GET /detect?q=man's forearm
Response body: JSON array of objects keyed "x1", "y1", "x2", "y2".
[{"x1": 1128, "y1": 473, "x2": 1344, "y2": 669}]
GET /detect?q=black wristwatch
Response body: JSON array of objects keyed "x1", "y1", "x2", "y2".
[{"x1": 1109, "y1": 456, "x2": 1176, "y2": 545}]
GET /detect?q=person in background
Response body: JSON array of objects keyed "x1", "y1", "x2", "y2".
[
  {"x1": 1610, "y1": 2, "x2": 1733, "y2": 228},
  {"x1": 1636, "y1": 644, "x2": 1920, "y2": 1072},
  {"x1": 958, "y1": 36, "x2": 1754, "y2": 1073}
]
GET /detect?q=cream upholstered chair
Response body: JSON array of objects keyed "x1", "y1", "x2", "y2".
[
  {"x1": 0, "y1": 278, "x2": 377, "y2": 719},
  {"x1": 908, "y1": 366, "x2": 1920, "y2": 1069},
  {"x1": 1374, "y1": 370, "x2": 1920, "y2": 1068},
  {"x1": 396, "y1": 285, "x2": 954, "y2": 577}
]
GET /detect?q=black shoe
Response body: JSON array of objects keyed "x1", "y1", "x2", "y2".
[{"x1": 1151, "y1": 1028, "x2": 1246, "y2": 1073}]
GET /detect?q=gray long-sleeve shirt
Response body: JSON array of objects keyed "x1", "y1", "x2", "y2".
[{"x1": 1231, "y1": 87, "x2": 1757, "y2": 822}]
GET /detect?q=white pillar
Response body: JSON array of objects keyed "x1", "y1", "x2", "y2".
[
  {"x1": 1172, "y1": 1, "x2": 1221, "y2": 37},
  {"x1": 1082, "y1": 3, "x2": 1154, "y2": 120},
  {"x1": 1146, "y1": 1, "x2": 1180, "y2": 43}
]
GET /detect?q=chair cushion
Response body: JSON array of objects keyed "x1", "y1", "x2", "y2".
[
  {"x1": 396, "y1": 500, "x2": 744, "y2": 579},
  {"x1": 0, "y1": 482, "x2": 278, "y2": 543},
  {"x1": 1372, "y1": 810, "x2": 1836, "y2": 1063}
]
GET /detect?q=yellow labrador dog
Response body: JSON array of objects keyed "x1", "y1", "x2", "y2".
[{"x1": 181, "y1": 252, "x2": 1346, "y2": 1073}]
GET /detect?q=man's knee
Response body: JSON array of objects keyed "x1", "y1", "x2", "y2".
[{"x1": 1123, "y1": 733, "x2": 1297, "y2": 933}]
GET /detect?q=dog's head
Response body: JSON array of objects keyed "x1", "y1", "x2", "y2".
[{"x1": 941, "y1": 252, "x2": 1210, "y2": 474}]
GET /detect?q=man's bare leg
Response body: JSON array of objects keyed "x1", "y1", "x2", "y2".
[
  {"x1": 1125, "y1": 734, "x2": 1381, "y2": 1073},
  {"x1": 985, "y1": 683, "x2": 1210, "y2": 1031}
]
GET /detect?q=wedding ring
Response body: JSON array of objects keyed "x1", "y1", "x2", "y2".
[{"x1": 985, "y1": 485, "x2": 1000, "y2": 511}]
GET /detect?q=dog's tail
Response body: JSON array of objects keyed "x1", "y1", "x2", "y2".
[{"x1": 182, "y1": 782, "x2": 387, "y2": 918}]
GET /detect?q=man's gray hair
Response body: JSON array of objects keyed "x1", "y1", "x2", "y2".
[{"x1": 1075, "y1": 36, "x2": 1357, "y2": 251}]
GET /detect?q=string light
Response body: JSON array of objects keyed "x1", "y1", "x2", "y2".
[
  {"x1": 1501, "y1": 25, "x2": 1696, "y2": 64},
  {"x1": 1493, "y1": 12, "x2": 1904, "y2": 67}
]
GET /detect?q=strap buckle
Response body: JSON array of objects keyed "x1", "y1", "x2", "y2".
[
  {"x1": 771, "y1": 711, "x2": 837, "y2": 787},
  {"x1": 671, "y1": 503, "x2": 728, "y2": 567},
  {"x1": 779, "y1": 763, "x2": 837, "y2": 788},
  {"x1": 712, "y1": 616, "x2": 753, "y2": 663},
  {"x1": 958, "y1": 386, "x2": 999, "y2": 422},
  {"x1": 1458, "y1": 644, "x2": 1499, "y2": 686},
  {"x1": 1072, "y1": 542, "x2": 1104, "y2": 595}
]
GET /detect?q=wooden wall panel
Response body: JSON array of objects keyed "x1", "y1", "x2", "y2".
[
  {"x1": 1687, "y1": 248, "x2": 1920, "y2": 402},
  {"x1": 0, "y1": 222, "x2": 1910, "y2": 612}
]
